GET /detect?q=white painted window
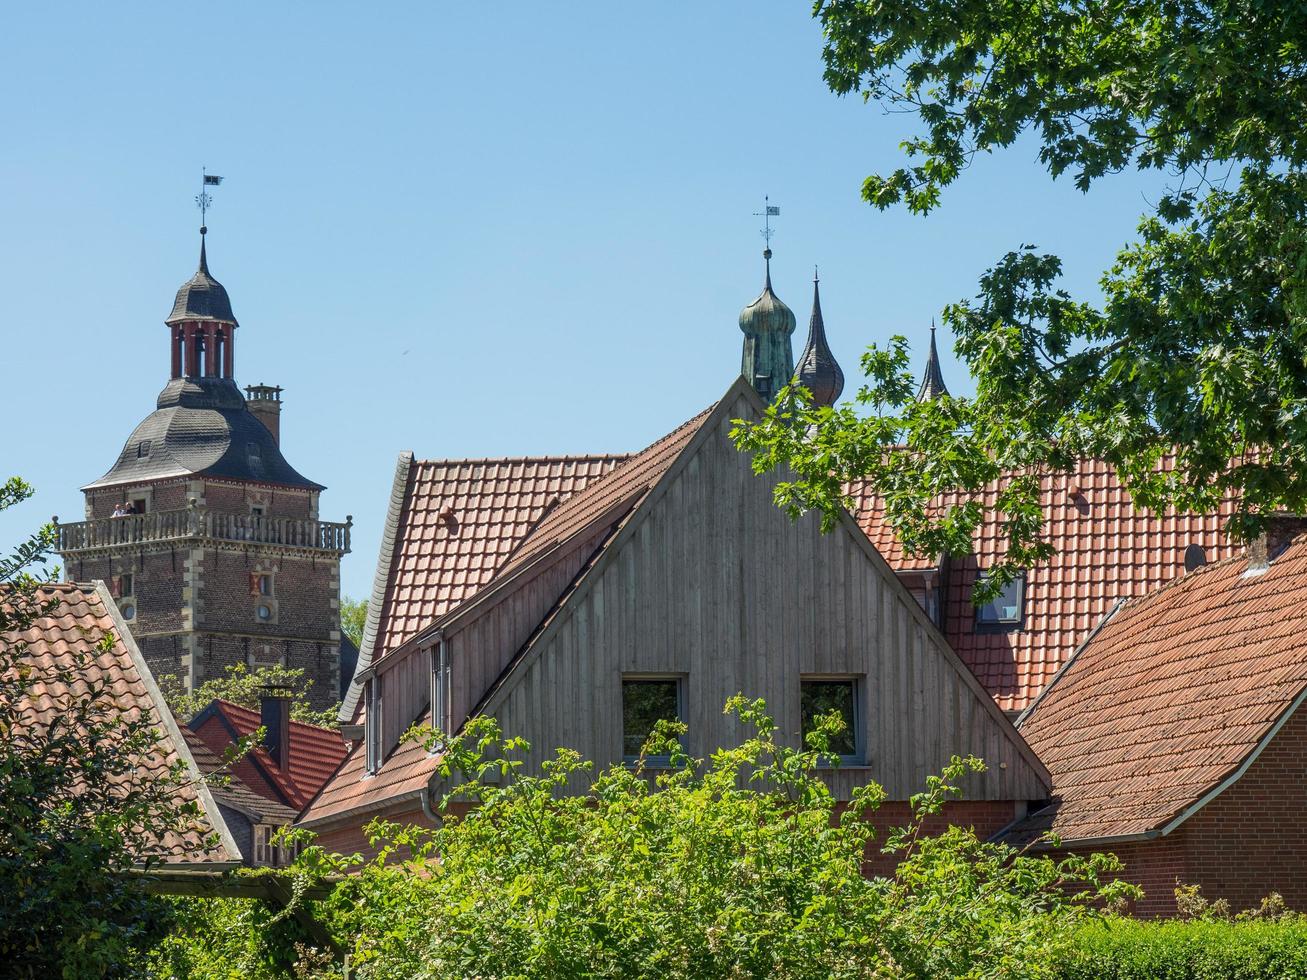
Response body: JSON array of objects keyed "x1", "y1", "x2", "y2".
[
  {"x1": 365, "y1": 677, "x2": 383, "y2": 775},
  {"x1": 429, "y1": 641, "x2": 451, "y2": 750}
]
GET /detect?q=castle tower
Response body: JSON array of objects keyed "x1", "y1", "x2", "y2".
[
  {"x1": 795, "y1": 269, "x2": 844, "y2": 407},
  {"x1": 56, "y1": 231, "x2": 352, "y2": 710},
  {"x1": 739, "y1": 248, "x2": 796, "y2": 403},
  {"x1": 917, "y1": 322, "x2": 950, "y2": 401}
]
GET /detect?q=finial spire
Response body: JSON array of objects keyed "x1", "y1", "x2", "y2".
[
  {"x1": 795, "y1": 268, "x2": 844, "y2": 407},
  {"x1": 198, "y1": 235, "x2": 208, "y2": 274},
  {"x1": 917, "y1": 319, "x2": 951, "y2": 401}
]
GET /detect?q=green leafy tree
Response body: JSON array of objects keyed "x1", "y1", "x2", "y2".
[
  {"x1": 275, "y1": 698, "x2": 1133, "y2": 979},
  {"x1": 0, "y1": 477, "x2": 201, "y2": 978},
  {"x1": 340, "y1": 595, "x2": 367, "y2": 650},
  {"x1": 160, "y1": 661, "x2": 340, "y2": 728},
  {"x1": 733, "y1": 2, "x2": 1307, "y2": 589}
]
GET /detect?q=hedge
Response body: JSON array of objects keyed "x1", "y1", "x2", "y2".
[{"x1": 1055, "y1": 918, "x2": 1307, "y2": 980}]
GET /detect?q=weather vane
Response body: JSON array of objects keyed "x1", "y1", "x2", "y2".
[
  {"x1": 753, "y1": 195, "x2": 780, "y2": 248},
  {"x1": 195, "y1": 167, "x2": 224, "y2": 233}
]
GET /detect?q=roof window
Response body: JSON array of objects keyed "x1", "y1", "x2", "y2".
[{"x1": 976, "y1": 571, "x2": 1025, "y2": 630}]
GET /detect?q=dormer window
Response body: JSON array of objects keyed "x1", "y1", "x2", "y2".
[
  {"x1": 430, "y1": 641, "x2": 451, "y2": 749},
  {"x1": 364, "y1": 677, "x2": 383, "y2": 775},
  {"x1": 247, "y1": 442, "x2": 262, "y2": 464},
  {"x1": 976, "y1": 571, "x2": 1025, "y2": 629},
  {"x1": 136, "y1": 440, "x2": 151, "y2": 458}
]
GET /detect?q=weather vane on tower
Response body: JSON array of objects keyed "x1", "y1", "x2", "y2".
[
  {"x1": 195, "y1": 168, "x2": 224, "y2": 235},
  {"x1": 753, "y1": 195, "x2": 780, "y2": 251}
]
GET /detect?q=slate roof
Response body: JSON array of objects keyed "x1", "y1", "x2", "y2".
[
  {"x1": 849, "y1": 457, "x2": 1239, "y2": 711},
  {"x1": 1, "y1": 582, "x2": 239, "y2": 865},
  {"x1": 302, "y1": 406, "x2": 715, "y2": 827},
  {"x1": 166, "y1": 237, "x2": 237, "y2": 325},
  {"x1": 338, "y1": 453, "x2": 626, "y2": 723},
  {"x1": 188, "y1": 699, "x2": 348, "y2": 810},
  {"x1": 1006, "y1": 536, "x2": 1307, "y2": 845},
  {"x1": 795, "y1": 276, "x2": 843, "y2": 407},
  {"x1": 84, "y1": 378, "x2": 323, "y2": 491}
]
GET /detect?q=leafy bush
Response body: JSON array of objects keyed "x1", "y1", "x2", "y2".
[
  {"x1": 287, "y1": 696, "x2": 1131, "y2": 979},
  {"x1": 1055, "y1": 917, "x2": 1307, "y2": 980}
]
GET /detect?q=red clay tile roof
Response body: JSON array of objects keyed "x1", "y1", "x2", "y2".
[
  {"x1": 182, "y1": 728, "x2": 300, "y2": 824},
  {"x1": 190, "y1": 699, "x2": 348, "y2": 809},
  {"x1": 375, "y1": 455, "x2": 628, "y2": 658},
  {"x1": 302, "y1": 406, "x2": 717, "y2": 828},
  {"x1": 849, "y1": 457, "x2": 1240, "y2": 711},
  {"x1": 3, "y1": 582, "x2": 238, "y2": 865},
  {"x1": 1008, "y1": 536, "x2": 1307, "y2": 845}
]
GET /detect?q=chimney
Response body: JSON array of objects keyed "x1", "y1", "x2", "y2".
[
  {"x1": 1244, "y1": 514, "x2": 1307, "y2": 577},
  {"x1": 259, "y1": 685, "x2": 293, "y2": 772},
  {"x1": 244, "y1": 383, "x2": 283, "y2": 446}
]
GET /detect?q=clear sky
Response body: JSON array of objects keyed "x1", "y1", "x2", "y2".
[{"x1": 0, "y1": 2, "x2": 1167, "y2": 600}]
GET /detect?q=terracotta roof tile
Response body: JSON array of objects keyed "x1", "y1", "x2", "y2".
[
  {"x1": 1007, "y1": 536, "x2": 1307, "y2": 844},
  {"x1": 2, "y1": 583, "x2": 237, "y2": 864},
  {"x1": 849, "y1": 458, "x2": 1239, "y2": 711}
]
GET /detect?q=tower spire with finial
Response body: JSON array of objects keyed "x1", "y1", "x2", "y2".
[
  {"x1": 916, "y1": 320, "x2": 951, "y2": 401},
  {"x1": 739, "y1": 197, "x2": 795, "y2": 403},
  {"x1": 795, "y1": 265, "x2": 844, "y2": 407}
]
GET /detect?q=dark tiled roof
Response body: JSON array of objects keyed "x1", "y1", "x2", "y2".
[
  {"x1": 189, "y1": 699, "x2": 348, "y2": 810},
  {"x1": 166, "y1": 238, "x2": 237, "y2": 325},
  {"x1": 182, "y1": 729, "x2": 300, "y2": 824},
  {"x1": 849, "y1": 457, "x2": 1239, "y2": 711},
  {"x1": 84, "y1": 378, "x2": 323, "y2": 491},
  {"x1": 1007, "y1": 537, "x2": 1307, "y2": 845},
  {"x1": 916, "y1": 326, "x2": 949, "y2": 401},
  {"x1": 1, "y1": 582, "x2": 238, "y2": 865},
  {"x1": 795, "y1": 276, "x2": 843, "y2": 407}
]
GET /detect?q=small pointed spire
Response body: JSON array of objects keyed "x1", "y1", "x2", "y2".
[
  {"x1": 795, "y1": 266, "x2": 844, "y2": 407},
  {"x1": 763, "y1": 248, "x2": 773, "y2": 292},
  {"x1": 198, "y1": 231, "x2": 209, "y2": 274},
  {"x1": 916, "y1": 321, "x2": 950, "y2": 401}
]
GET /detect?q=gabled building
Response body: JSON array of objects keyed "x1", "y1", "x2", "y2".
[
  {"x1": 300, "y1": 380, "x2": 1050, "y2": 854},
  {"x1": 1000, "y1": 529, "x2": 1307, "y2": 915},
  {"x1": 2, "y1": 581, "x2": 240, "y2": 868},
  {"x1": 54, "y1": 232, "x2": 353, "y2": 710}
]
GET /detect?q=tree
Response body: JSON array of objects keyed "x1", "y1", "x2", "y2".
[
  {"x1": 288, "y1": 698, "x2": 1131, "y2": 979},
  {"x1": 734, "y1": 2, "x2": 1307, "y2": 588},
  {"x1": 0, "y1": 477, "x2": 200, "y2": 977},
  {"x1": 160, "y1": 661, "x2": 340, "y2": 729},
  {"x1": 340, "y1": 595, "x2": 367, "y2": 650}
]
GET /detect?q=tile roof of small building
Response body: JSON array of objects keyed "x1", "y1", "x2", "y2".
[
  {"x1": 302, "y1": 405, "x2": 716, "y2": 827},
  {"x1": 849, "y1": 456, "x2": 1240, "y2": 711},
  {"x1": 182, "y1": 729, "x2": 300, "y2": 824},
  {"x1": 2, "y1": 582, "x2": 238, "y2": 865},
  {"x1": 1006, "y1": 535, "x2": 1307, "y2": 845},
  {"x1": 189, "y1": 699, "x2": 348, "y2": 810}
]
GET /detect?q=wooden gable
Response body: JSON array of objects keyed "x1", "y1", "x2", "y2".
[{"x1": 465, "y1": 380, "x2": 1050, "y2": 802}]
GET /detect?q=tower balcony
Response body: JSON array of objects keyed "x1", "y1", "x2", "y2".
[{"x1": 56, "y1": 508, "x2": 351, "y2": 557}]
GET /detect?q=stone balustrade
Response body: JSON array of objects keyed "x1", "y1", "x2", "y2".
[{"x1": 56, "y1": 508, "x2": 351, "y2": 556}]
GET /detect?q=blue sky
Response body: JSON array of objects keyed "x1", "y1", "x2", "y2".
[{"x1": 0, "y1": 2, "x2": 1167, "y2": 600}]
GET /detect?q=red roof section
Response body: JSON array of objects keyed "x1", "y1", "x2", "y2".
[
  {"x1": 3, "y1": 583, "x2": 236, "y2": 864},
  {"x1": 849, "y1": 457, "x2": 1239, "y2": 711},
  {"x1": 190, "y1": 699, "x2": 347, "y2": 809},
  {"x1": 1010, "y1": 536, "x2": 1307, "y2": 844},
  {"x1": 373, "y1": 455, "x2": 628, "y2": 661},
  {"x1": 301, "y1": 405, "x2": 717, "y2": 828}
]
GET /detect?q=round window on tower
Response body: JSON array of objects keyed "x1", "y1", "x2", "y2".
[
  {"x1": 257, "y1": 604, "x2": 272, "y2": 621},
  {"x1": 121, "y1": 604, "x2": 136, "y2": 621}
]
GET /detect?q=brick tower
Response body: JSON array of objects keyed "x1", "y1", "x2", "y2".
[{"x1": 57, "y1": 231, "x2": 351, "y2": 711}]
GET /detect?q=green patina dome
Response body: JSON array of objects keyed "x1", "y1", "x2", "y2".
[
  {"x1": 738, "y1": 250, "x2": 796, "y2": 338},
  {"x1": 739, "y1": 250, "x2": 796, "y2": 403}
]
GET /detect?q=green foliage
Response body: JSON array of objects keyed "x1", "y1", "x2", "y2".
[
  {"x1": 160, "y1": 661, "x2": 339, "y2": 728},
  {"x1": 280, "y1": 697, "x2": 1131, "y2": 979},
  {"x1": 340, "y1": 595, "x2": 367, "y2": 650},
  {"x1": 1054, "y1": 917, "x2": 1307, "y2": 980},
  {"x1": 755, "y1": 2, "x2": 1307, "y2": 587},
  {"x1": 0, "y1": 477, "x2": 197, "y2": 978},
  {"x1": 147, "y1": 895, "x2": 336, "y2": 980}
]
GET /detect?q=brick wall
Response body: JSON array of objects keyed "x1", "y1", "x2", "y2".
[
  {"x1": 858, "y1": 800, "x2": 1023, "y2": 877},
  {"x1": 1062, "y1": 704, "x2": 1307, "y2": 917}
]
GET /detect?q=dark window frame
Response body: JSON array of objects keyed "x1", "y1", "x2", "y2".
[
  {"x1": 800, "y1": 676, "x2": 863, "y2": 765},
  {"x1": 974, "y1": 570, "x2": 1026, "y2": 632},
  {"x1": 621, "y1": 675, "x2": 685, "y2": 765}
]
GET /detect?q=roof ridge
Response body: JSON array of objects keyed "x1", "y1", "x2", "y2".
[
  {"x1": 412, "y1": 452, "x2": 631, "y2": 467},
  {"x1": 1106, "y1": 540, "x2": 1265, "y2": 622}
]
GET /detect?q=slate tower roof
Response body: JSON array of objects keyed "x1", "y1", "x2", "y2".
[
  {"x1": 795, "y1": 271, "x2": 843, "y2": 407},
  {"x1": 166, "y1": 237, "x2": 238, "y2": 326},
  {"x1": 916, "y1": 324, "x2": 950, "y2": 401}
]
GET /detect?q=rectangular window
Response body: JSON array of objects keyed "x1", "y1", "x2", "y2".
[
  {"x1": 976, "y1": 571, "x2": 1025, "y2": 628},
  {"x1": 120, "y1": 573, "x2": 134, "y2": 597},
  {"x1": 622, "y1": 677, "x2": 682, "y2": 761},
  {"x1": 801, "y1": 678, "x2": 860, "y2": 761},
  {"x1": 254, "y1": 824, "x2": 272, "y2": 865},
  {"x1": 252, "y1": 573, "x2": 273, "y2": 596},
  {"x1": 131, "y1": 497, "x2": 147, "y2": 515},
  {"x1": 364, "y1": 678, "x2": 382, "y2": 775}
]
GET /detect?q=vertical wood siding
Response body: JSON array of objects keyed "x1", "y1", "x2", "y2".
[{"x1": 484, "y1": 390, "x2": 1048, "y2": 802}]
